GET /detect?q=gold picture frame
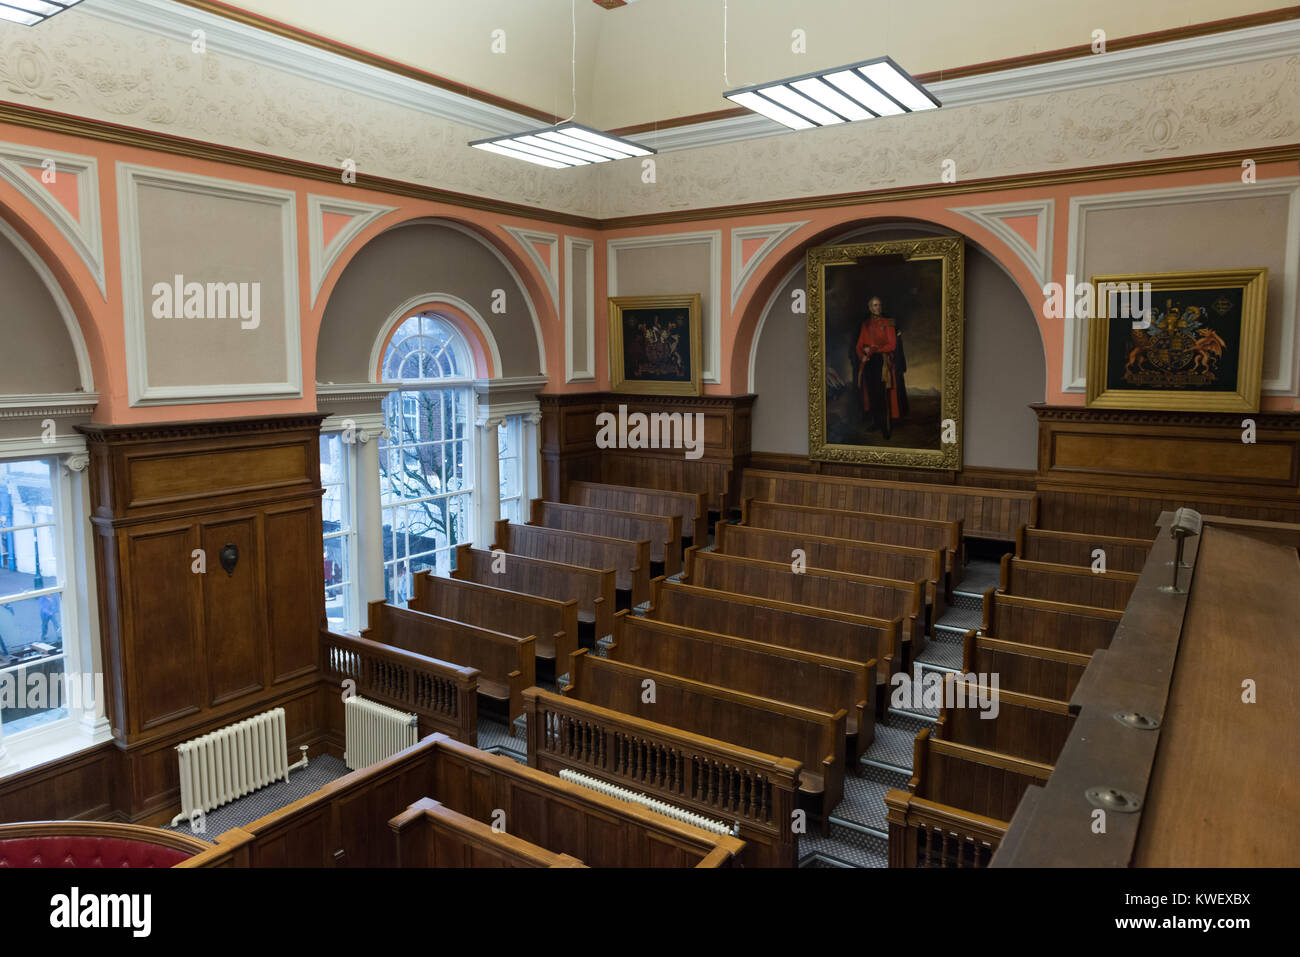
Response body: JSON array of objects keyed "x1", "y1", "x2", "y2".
[
  {"x1": 1085, "y1": 268, "x2": 1268, "y2": 412},
  {"x1": 608, "y1": 293, "x2": 703, "y2": 396},
  {"x1": 807, "y1": 236, "x2": 965, "y2": 469}
]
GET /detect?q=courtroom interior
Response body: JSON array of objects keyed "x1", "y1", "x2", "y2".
[{"x1": 0, "y1": 0, "x2": 1296, "y2": 882}]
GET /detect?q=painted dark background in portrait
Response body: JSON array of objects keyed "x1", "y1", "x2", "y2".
[
  {"x1": 1104, "y1": 287, "x2": 1243, "y2": 394},
  {"x1": 620, "y1": 307, "x2": 694, "y2": 384},
  {"x1": 822, "y1": 254, "x2": 944, "y2": 450}
]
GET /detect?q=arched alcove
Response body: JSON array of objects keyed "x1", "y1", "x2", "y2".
[{"x1": 748, "y1": 219, "x2": 1047, "y2": 469}]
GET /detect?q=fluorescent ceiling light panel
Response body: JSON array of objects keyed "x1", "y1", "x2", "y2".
[
  {"x1": 0, "y1": 0, "x2": 81, "y2": 26},
  {"x1": 727, "y1": 56, "x2": 939, "y2": 130},
  {"x1": 469, "y1": 122, "x2": 654, "y2": 169}
]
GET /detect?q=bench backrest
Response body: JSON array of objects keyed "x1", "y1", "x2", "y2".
[
  {"x1": 362, "y1": 600, "x2": 534, "y2": 720},
  {"x1": 1000, "y1": 556, "x2": 1138, "y2": 611},
  {"x1": 1016, "y1": 526, "x2": 1152, "y2": 573},
  {"x1": 566, "y1": 649, "x2": 844, "y2": 811},
  {"x1": 390, "y1": 798, "x2": 586, "y2": 868},
  {"x1": 452, "y1": 543, "x2": 615, "y2": 639},
  {"x1": 743, "y1": 498, "x2": 962, "y2": 575},
  {"x1": 742, "y1": 468, "x2": 1038, "y2": 541},
  {"x1": 683, "y1": 547, "x2": 924, "y2": 645},
  {"x1": 938, "y1": 678, "x2": 1075, "y2": 765},
  {"x1": 918, "y1": 730, "x2": 1052, "y2": 822},
  {"x1": 607, "y1": 611, "x2": 875, "y2": 753},
  {"x1": 568, "y1": 481, "x2": 706, "y2": 539},
  {"x1": 982, "y1": 591, "x2": 1122, "y2": 655},
  {"x1": 411, "y1": 571, "x2": 578, "y2": 668},
  {"x1": 647, "y1": 578, "x2": 902, "y2": 680},
  {"x1": 530, "y1": 499, "x2": 681, "y2": 573},
  {"x1": 962, "y1": 632, "x2": 1090, "y2": 702},
  {"x1": 494, "y1": 519, "x2": 650, "y2": 604}
]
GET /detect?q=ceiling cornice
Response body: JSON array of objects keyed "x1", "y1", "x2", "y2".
[
  {"x1": 2, "y1": 98, "x2": 1297, "y2": 231},
  {"x1": 100, "y1": 0, "x2": 1300, "y2": 156}
]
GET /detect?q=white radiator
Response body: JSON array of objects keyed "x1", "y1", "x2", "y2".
[
  {"x1": 559, "y1": 769, "x2": 738, "y2": 836},
  {"x1": 173, "y1": 707, "x2": 293, "y2": 826},
  {"x1": 344, "y1": 696, "x2": 418, "y2": 771}
]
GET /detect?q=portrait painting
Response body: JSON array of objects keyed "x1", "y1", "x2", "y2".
[
  {"x1": 1086, "y1": 268, "x2": 1267, "y2": 412},
  {"x1": 608, "y1": 294, "x2": 702, "y2": 395},
  {"x1": 807, "y1": 236, "x2": 965, "y2": 469}
]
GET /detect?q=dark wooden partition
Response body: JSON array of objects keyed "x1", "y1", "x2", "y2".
[{"x1": 77, "y1": 415, "x2": 329, "y2": 822}]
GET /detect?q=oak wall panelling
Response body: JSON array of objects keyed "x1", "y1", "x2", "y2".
[{"x1": 77, "y1": 414, "x2": 330, "y2": 821}]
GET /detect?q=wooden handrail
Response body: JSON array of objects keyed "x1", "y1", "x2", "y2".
[{"x1": 389, "y1": 797, "x2": 587, "y2": 868}]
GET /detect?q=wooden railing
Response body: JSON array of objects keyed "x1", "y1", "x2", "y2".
[
  {"x1": 884, "y1": 793, "x2": 1005, "y2": 867},
  {"x1": 320, "y1": 630, "x2": 479, "y2": 744},
  {"x1": 525, "y1": 687, "x2": 801, "y2": 867},
  {"x1": 389, "y1": 797, "x2": 586, "y2": 868}
]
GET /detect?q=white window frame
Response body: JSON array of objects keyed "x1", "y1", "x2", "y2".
[
  {"x1": 498, "y1": 415, "x2": 524, "y2": 525},
  {"x1": 319, "y1": 431, "x2": 361, "y2": 635}
]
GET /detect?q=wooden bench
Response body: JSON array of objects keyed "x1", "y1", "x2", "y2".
[
  {"x1": 982, "y1": 590, "x2": 1122, "y2": 655},
  {"x1": 743, "y1": 498, "x2": 963, "y2": 585},
  {"x1": 182, "y1": 733, "x2": 744, "y2": 868},
  {"x1": 937, "y1": 676, "x2": 1075, "y2": 766},
  {"x1": 962, "y1": 631, "x2": 1090, "y2": 702},
  {"x1": 717, "y1": 520, "x2": 946, "y2": 621},
  {"x1": 530, "y1": 499, "x2": 682, "y2": 577},
  {"x1": 410, "y1": 571, "x2": 579, "y2": 679},
  {"x1": 999, "y1": 556, "x2": 1138, "y2": 611},
  {"x1": 390, "y1": 797, "x2": 586, "y2": 868},
  {"x1": 526, "y1": 687, "x2": 800, "y2": 867},
  {"x1": 494, "y1": 519, "x2": 651, "y2": 608},
  {"x1": 568, "y1": 481, "x2": 707, "y2": 543},
  {"x1": 451, "y1": 543, "x2": 616, "y2": 643},
  {"x1": 884, "y1": 729, "x2": 1051, "y2": 867},
  {"x1": 321, "y1": 630, "x2": 479, "y2": 746},
  {"x1": 563, "y1": 648, "x2": 845, "y2": 827},
  {"x1": 682, "y1": 546, "x2": 927, "y2": 656},
  {"x1": 606, "y1": 609, "x2": 876, "y2": 759},
  {"x1": 361, "y1": 600, "x2": 534, "y2": 724},
  {"x1": 646, "y1": 578, "x2": 902, "y2": 694},
  {"x1": 741, "y1": 468, "x2": 1038, "y2": 542},
  {"x1": 1015, "y1": 526, "x2": 1152, "y2": 573}
]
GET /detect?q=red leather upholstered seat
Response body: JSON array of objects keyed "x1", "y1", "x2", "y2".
[{"x1": 0, "y1": 836, "x2": 193, "y2": 868}]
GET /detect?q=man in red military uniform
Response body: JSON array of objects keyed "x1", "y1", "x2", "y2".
[{"x1": 855, "y1": 296, "x2": 909, "y2": 439}]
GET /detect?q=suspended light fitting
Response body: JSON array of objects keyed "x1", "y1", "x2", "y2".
[
  {"x1": 469, "y1": 122, "x2": 655, "y2": 170},
  {"x1": 0, "y1": 0, "x2": 83, "y2": 26},
  {"x1": 724, "y1": 56, "x2": 940, "y2": 131}
]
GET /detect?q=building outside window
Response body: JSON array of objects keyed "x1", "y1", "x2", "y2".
[
  {"x1": 319, "y1": 433, "x2": 358, "y2": 633},
  {"x1": 498, "y1": 416, "x2": 523, "y2": 524},
  {"x1": 378, "y1": 314, "x2": 475, "y2": 604}
]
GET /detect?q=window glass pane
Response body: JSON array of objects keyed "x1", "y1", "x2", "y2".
[
  {"x1": 0, "y1": 459, "x2": 59, "y2": 593},
  {"x1": 0, "y1": 656, "x2": 71, "y2": 733},
  {"x1": 0, "y1": 592, "x2": 62, "y2": 658}
]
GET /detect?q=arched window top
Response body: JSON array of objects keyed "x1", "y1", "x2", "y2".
[{"x1": 381, "y1": 313, "x2": 471, "y2": 383}]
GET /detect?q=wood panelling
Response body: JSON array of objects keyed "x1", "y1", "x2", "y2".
[
  {"x1": 0, "y1": 744, "x2": 116, "y2": 824},
  {"x1": 78, "y1": 415, "x2": 329, "y2": 821},
  {"x1": 540, "y1": 393, "x2": 754, "y2": 513}
]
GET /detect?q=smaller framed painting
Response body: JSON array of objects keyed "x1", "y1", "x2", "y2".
[
  {"x1": 1086, "y1": 268, "x2": 1268, "y2": 413},
  {"x1": 608, "y1": 294, "x2": 703, "y2": 396}
]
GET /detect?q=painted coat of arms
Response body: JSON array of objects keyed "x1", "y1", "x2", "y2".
[{"x1": 1122, "y1": 297, "x2": 1231, "y2": 389}]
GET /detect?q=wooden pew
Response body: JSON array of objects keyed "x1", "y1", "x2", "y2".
[
  {"x1": 530, "y1": 499, "x2": 682, "y2": 577},
  {"x1": 682, "y1": 546, "x2": 927, "y2": 656},
  {"x1": 936, "y1": 676, "x2": 1075, "y2": 766},
  {"x1": 390, "y1": 797, "x2": 586, "y2": 868},
  {"x1": 741, "y1": 467, "x2": 1038, "y2": 543},
  {"x1": 884, "y1": 728, "x2": 1051, "y2": 867},
  {"x1": 321, "y1": 630, "x2": 479, "y2": 746},
  {"x1": 494, "y1": 519, "x2": 651, "y2": 608},
  {"x1": 743, "y1": 498, "x2": 963, "y2": 585},
  {"x1": 526, "y1": 687, "x2": 800, "y2": 867},
  {"x1": 1015, "y1": 526, "x2": 1151, "y2": 573},
  {"x1": 646, "y1": 578, "x2": 902, "y2": 693},
  {"x1": 564, "y1": 649, "x2": 846, "y2": 826},
  {"x1": 410, "y1": 571, "x2": 579, "y2": 679},
  {"x1": 982, "y1": 590, "x2": 1122, "y2": 655},
  {"x1": 606, "y1": 609, "x2": 876, "y2": 759},
  {"x1": 962, "y1": 631, "x2": 1090, "y2": 702},
  {"x1": 361, "y1": 600, "x2": 534, "y2": 724},
  {"x1": 568, "y1": 480, "x2": 706, "y2": 543},
  {"x1": 182, "y1": 733, "x2": 744, "y2": 868},
  {"x1": 999, "y1": 556, "x2": 1138, "y2": 611},
  {"x1": 716, "y1": 519, "x2": 946, "y2": 621},
  {"x1": 451, "y1": 543, "x2": 616, "y2": 643}
]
